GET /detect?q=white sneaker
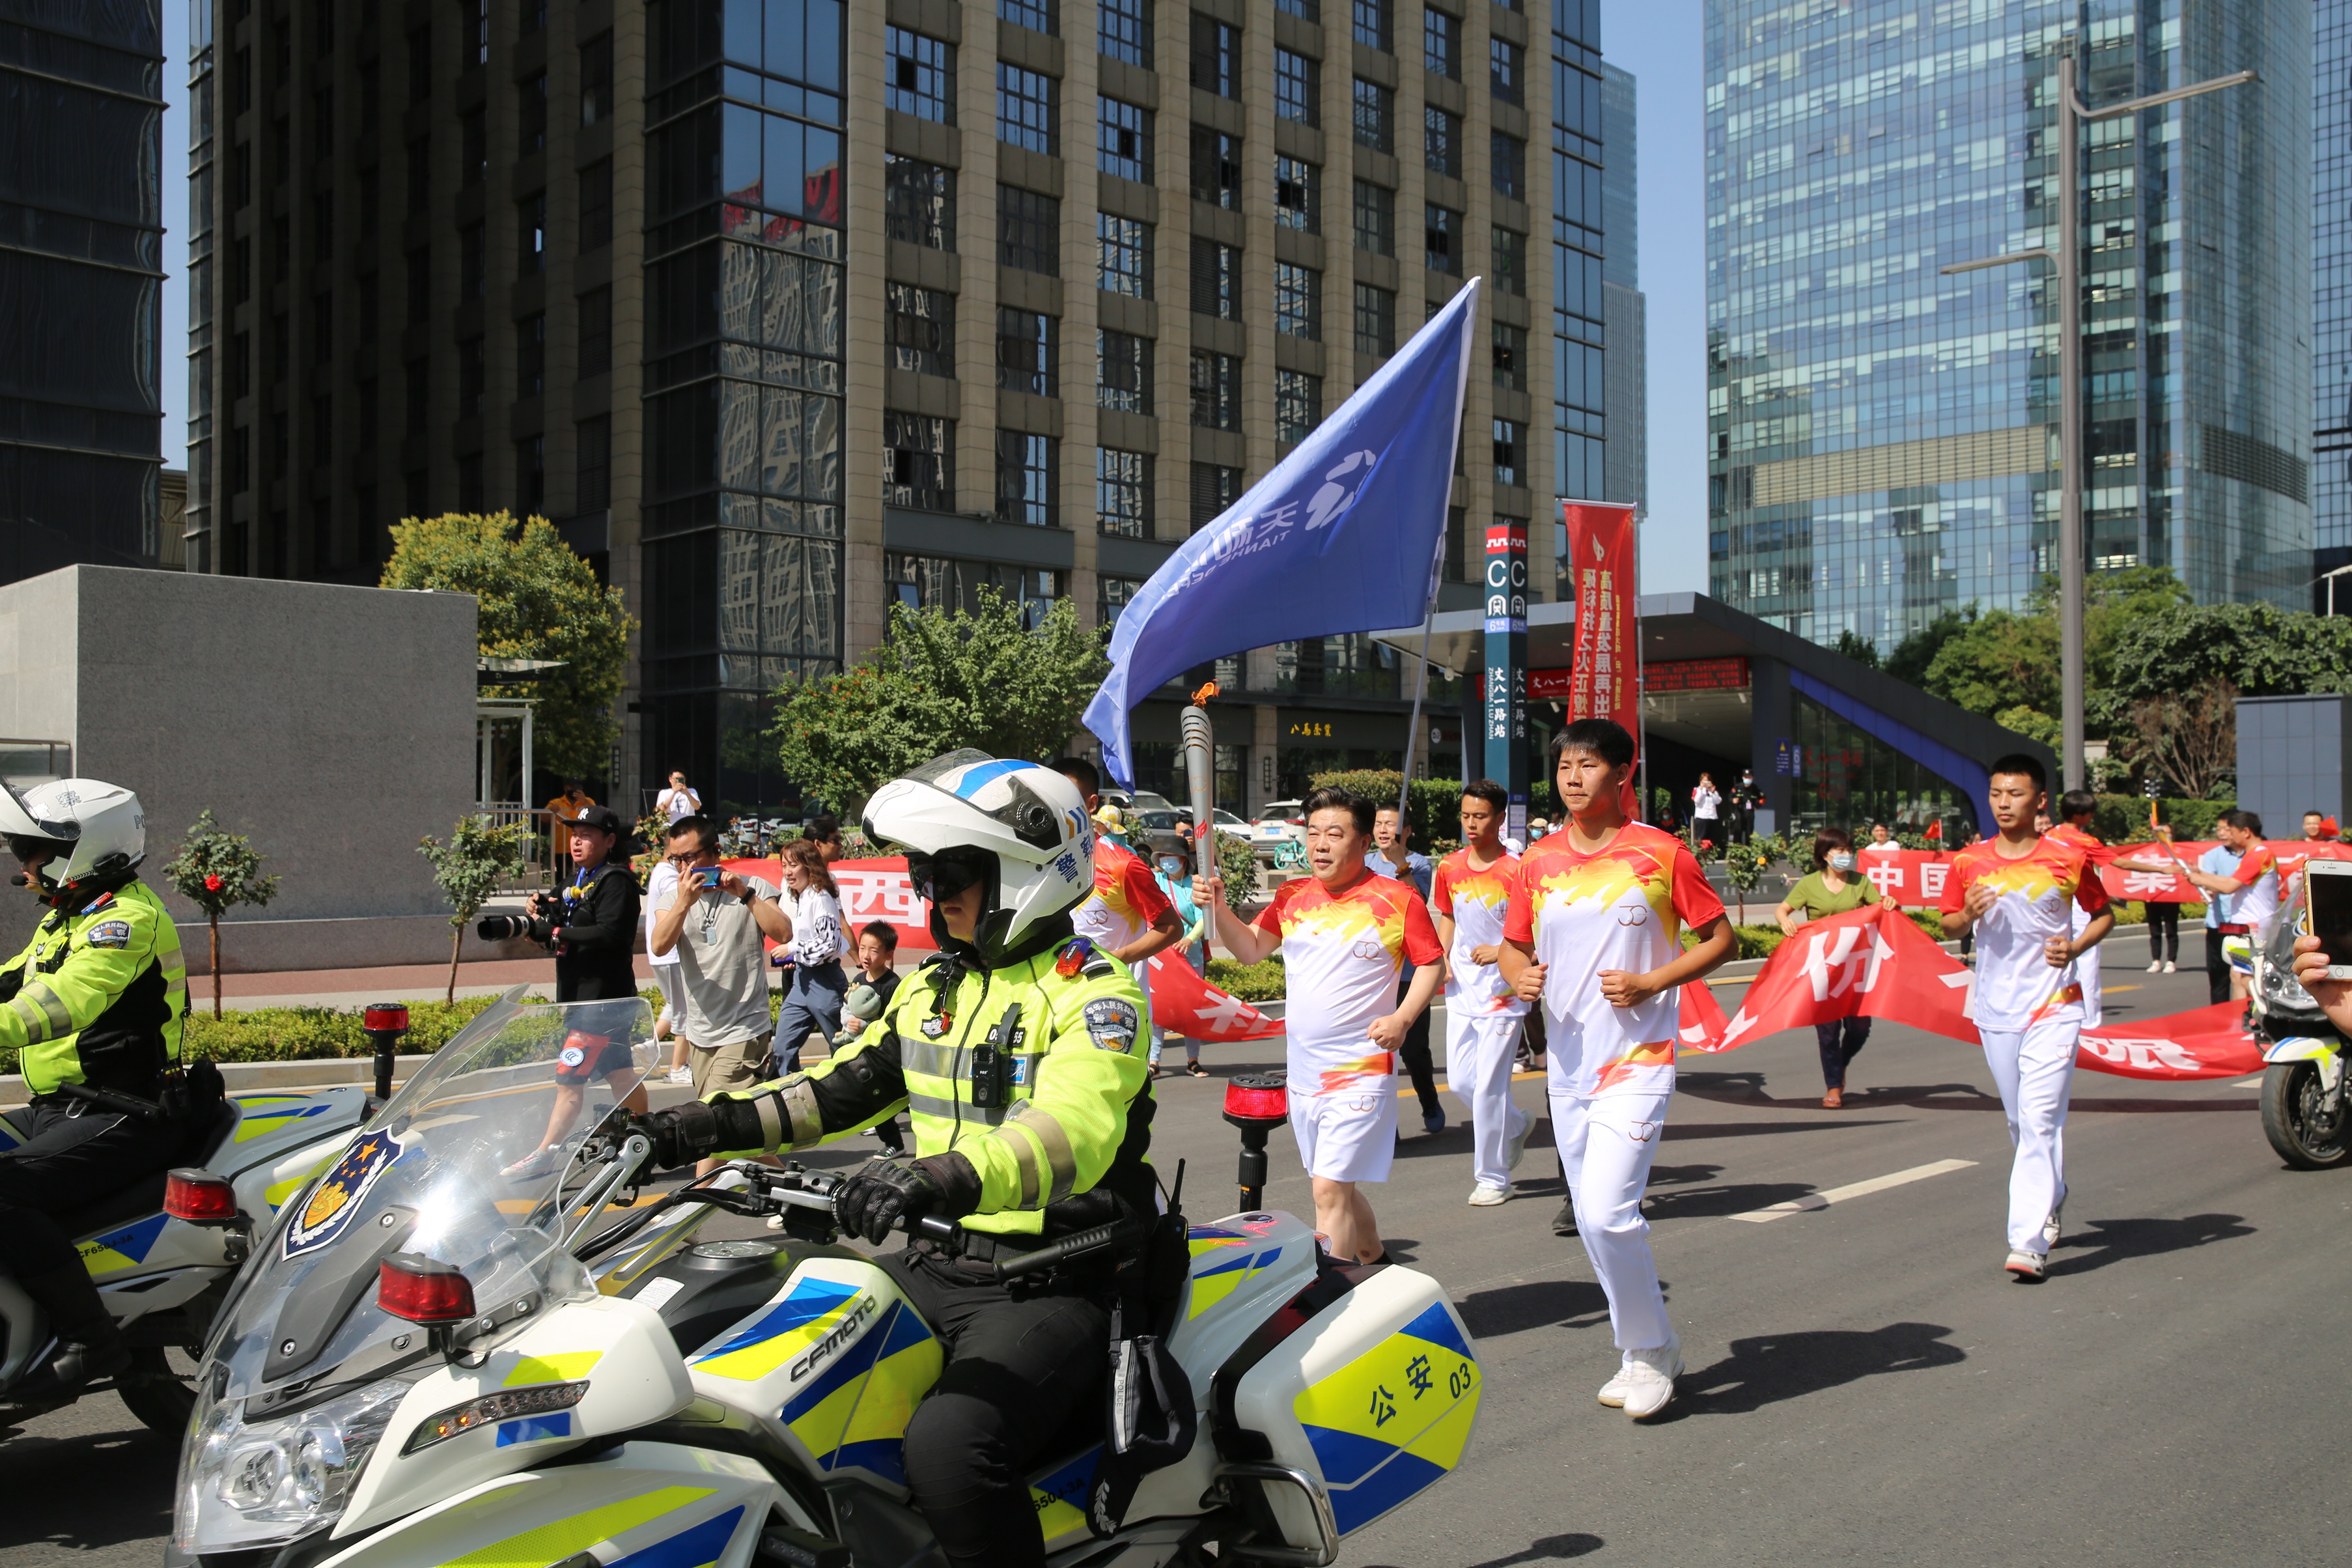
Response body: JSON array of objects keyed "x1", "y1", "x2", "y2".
[
  {"x1": 501, "y1": 1146, "x2": 564, "y2": 1180},
  {"x1": 1467, "y1": 1183, "x2": 1511, "y2": 1207},
  {"x1": 1505, "y1": 1114, "x2": 1531, "y2": 1172},
  {"x1": 2163, "y1": 960, "x2": 2176, "y2": 974},
  {"x1": 2040, "y1": 1202, "x2": 2064, "y2": 1252},
  {"x1": 2147, "y1": 961, "x2": 2163, "y2": 973},
  {"x1": 2004, "y1": 1248, "x2": 2047, "y2": 1281},
  {"x1": 1613, "y1": 1341, "x2": 1682, "y2": 1420},
  {"x1": 665, "y1": 1066, "x2": 694, "y2": 1086}
]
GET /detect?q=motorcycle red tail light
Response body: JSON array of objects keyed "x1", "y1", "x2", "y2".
[
  {"x1": 378, "y1": 1254, "x2": 477, "y2": 1325},
  {"x1": 363, "y1": 1002, "x2": 411, "y2": 1032},
  {"x1": 164, "y1": 1168, "x2": 238, "y2": 1222},
  {"x1": 1223, "y1": 1074, "x2": 1289, "y2": 1124}
]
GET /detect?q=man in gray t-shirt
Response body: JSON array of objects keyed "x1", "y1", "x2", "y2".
[{"x1": 650, "y1": 818, "x2": 797, "y2": 1159}]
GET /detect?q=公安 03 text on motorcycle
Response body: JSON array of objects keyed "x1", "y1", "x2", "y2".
[
  {"x1": 2247, "y1": 896, "x2": 2350, "y2": 1170},
  {"x1": 168, "y1": 994, "x2": 1482, "y2": 1568},
  {"x1": 0, "y1": 1074, "x2": 369, "y2": 1438}
]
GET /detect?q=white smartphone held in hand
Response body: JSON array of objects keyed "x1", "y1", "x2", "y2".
[{"x1": 2303, "y1": 858, "x2": 2352, "y2": 980}]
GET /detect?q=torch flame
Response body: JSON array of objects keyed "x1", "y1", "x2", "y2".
[{"x1": 1190, "y1": 681, "x2": 1219, "y2": 706}]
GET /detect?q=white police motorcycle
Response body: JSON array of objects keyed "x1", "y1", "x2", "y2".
[
  {"x1": 168, "y1": 993, "x2": 1483, "y2": 1568},
  {"x1": 2247, "y1": 887, "x2": 2350, "y2": 1169}
]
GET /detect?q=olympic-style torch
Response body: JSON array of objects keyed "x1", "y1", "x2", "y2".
[{"x1": 1181, "y1": 681, "x2": 1219, "y2": 880}]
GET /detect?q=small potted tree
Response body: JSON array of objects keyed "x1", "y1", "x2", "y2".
[
  {"x1": 418, "y1": 817, "x2": 529, "y2": 1004},
  {"x1": 160, "y1": 812, "x2": 281, "y2": 1019}
]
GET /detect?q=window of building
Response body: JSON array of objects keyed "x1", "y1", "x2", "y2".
[
  {"x1": 884, "y1": 412, "x2": 954, "y2": 510},
  {"x1": 1491, "y1": 131, "x2": 1524, "y2": 200},
  {"x1": 1490, "y1": 37, "x2": 1522, "y2": 103},
  {"x1": 581, "y1": 31, "x2": 613, "y2": 125},
  {"x1": 1191, "y1": 15, "x2": 1238, "y2": 98},
  {"x1": 1424, "y1": 106, "x2": 1460, "y2": 178},
  {"x1": 1275, "y1": 263, "x2": 1320, "y2": 339},
  {"x1": 471, "y1": 0, "x2": 489, "y2": 65},
  {"x1": 886, "y1": 283, "x2": 955, "y2": 377},
  {"x1": 578, "y1": 413, "x2": 612, "y2": 512},
  {"x1": 458, "y1": 337, "x2": 485, "y2": 418},
  {"x1": 1276, "y1": 370, "x2": 1321, "y2": 444},
  {"x1": 1099, "y1": 0, "x2": 1151, "y2": 66},
  {"x1": 1444, "y1": 505, "x2": 1469, "y2": 582},
  {"x1": 886, "y1": 29, "x2": 954, "y2": 123},
  {"x1": 1493, "y1": 226, "x2": 1525, "y2": 294},
  {"x1": 885, "y1": 156, "x2": 956, "y2": 248},
  {"x1": 998, "y1": 64, "x2": 1056, "y2": 154},
  {"x1": 885, "y1": 554, "x2": 1064, "y2": 624},
  {"x1": 462, "y1": 222, "x2": 486, "y2": 295},
  {"x1": 1353, "y1": 0, "x2": 1391, "y2": 51},
  {"x1": 998, "y1": 185, "x2": 1060, "y2": 273},
  {"x1": 1274, "y1": 49, "x2": 1318, "y2": 125},
  {"x1": 1425, "y1": 203, "x2": 1459, "y2": 273},
  {"x1": 1353, "y1": 179, "x2": 1394, "y2": 256},
  {"x1": 1098, "y1": 330, "x2": 1152, "y2": 414},
  {"x1": 1354, "y1": 281, "x2": 1395, "y2": 356},
  {"x1": 999, "y1": 0, "x2": 1056, "y2": 35},
  {"x1": 997, "y1": 307, "x2": 1056, "y2": 396},
  {"x1": 580, "y1": 158, "x2": 613, "y2": 251},
  {"x1": 1099, "y1": 573, "x2": 1147, "y2": 627},
  {"x1": 1190, "y1": 236, "x2": 1238, "y2": 319},
  {"x1": 997, "y1": 431, "x2": 1057, "y2": 527},
  {"x1": 1352, "y1": 78, "x2": 1392, "y2": 153},
  {"x1": 1098, "y1": 213, "x2": 1152, "y2": 297},
  {"x1": 1492, "y1": 419, "x2": 1523, "y2": 487},
  {"x1": 520, "y1": 71, "x2": 547, "y2": 153},
  {"x1": 406, "y1": 139, "x2": 429, "y2": 215},
  {"x1": 403, "y1": 359, "x2": 427, "y2": 435},
  {"x1": 1276, "y1": 0, "x2": 1319, "y2": 19},
  {"x1": 311, "y1": 193, "x2": 333, "y2": 263},
  {"x1": 1274, "y1": 155, "x2": 1318, "y2": 232},
  {"x1": 1191, "y1": 350, "x2": 1239, "y2": 430},
  {"x1": 406, "y1": 247, "x2": 430, "y2": 322},
  {"x1": 1097, "y1": 447, "x2": 1151, "y2": 536},
  {"x1": 462, "y1": 108, "x2": 485, "y2": 183},
  {"x1": 519, "y1": 312, "x2": 547, "y2": 396},
  {"x1": 1423, "y1": 8, "x2": 1459, "y2": 78},
  {"x1": 405, "y1": 26, "x2": 429, "y2": 101},
  {"x1": 310, "y1": 85, "x2": 333, "y2": 146},
  {"x1": 518, "y1": 435, "x2": 546, "y2": 514},
  {"x1": 358, "y1": 272, "x2": 378, "y2": 340},
  {"x1": 1191, "y1": 461, "x2": 1240, "y2": 529},
  {"x1": 1191, "y1": 125, "x2": 1241, "y2": 208},
  {"x1": 312, "y1": 394, "x2": 332, "y2": 460},
  {"x1": 518, "y1": 194, "x2": 547, "y2": 274},
  {"x1": 1099, "y1": 97, "x2": 1152, "y2": 183},
  {"x1": 579, "y1": 286, "x2": 612, "y2": 376},
  {"x1": 1492, "y1": 320, "x2": 1525, "y2": 390}
]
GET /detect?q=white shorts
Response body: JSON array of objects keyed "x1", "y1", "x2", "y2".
[{"x1": 1289, "y1": 1076, "x2": 1398, "y2": 1184}]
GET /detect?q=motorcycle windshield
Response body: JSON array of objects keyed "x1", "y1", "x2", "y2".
[{"x1": 205, "y1": 993, "x2": 658, "y2": 1403}]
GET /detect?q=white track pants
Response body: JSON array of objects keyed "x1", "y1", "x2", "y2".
[
  {"x1": 1451, "y1": 1006, "x2": 1529, "y2": 1190},
  {"x1": 1551, "y1": 1087, "x2": 1674, "y2": 1350},
  {"x1": 1980, "y1": 1017, "x2": 2078, "y2": 1251},
  {"x1": 2071, "y1": 905, "x2": 2104, "y2": 1029}
]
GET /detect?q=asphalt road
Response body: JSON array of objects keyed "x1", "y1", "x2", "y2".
[{"x1": 11, "y1": 959, "x2": 2346, "y2": 1566}]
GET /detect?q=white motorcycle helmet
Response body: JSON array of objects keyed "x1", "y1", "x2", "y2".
[
  {"x1": 862, "y1": 750, "x2": 1094, "y2": 964},
  {"x1": 0, "y1": 778, "x2": 147, "y2": 894}
]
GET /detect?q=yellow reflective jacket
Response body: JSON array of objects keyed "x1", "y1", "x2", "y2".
[
  {"x1": 714, "y1": 935, "x2": 1154, "y2": 1236},
  {"x1": 0, "y1": 880, "x2": 188, "y2": 1097}
]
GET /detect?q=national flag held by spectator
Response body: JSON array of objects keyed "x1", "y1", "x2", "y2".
[{"x1": 1083, "y1": 279, "x2": 1483, "y2": 787}]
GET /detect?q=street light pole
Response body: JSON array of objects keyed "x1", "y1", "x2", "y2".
[{"x1": 1942, "y1": 53, "x2": 2256, "y2": 794}]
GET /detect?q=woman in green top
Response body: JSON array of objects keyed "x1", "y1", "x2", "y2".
[{"x1": 1774, "y1": 825, "x2": 1881, "y2": 1108}]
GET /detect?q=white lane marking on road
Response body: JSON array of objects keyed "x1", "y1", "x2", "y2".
[{"x1": 1729, "y1": 1158, "x2": 1979, "y2": 1223}]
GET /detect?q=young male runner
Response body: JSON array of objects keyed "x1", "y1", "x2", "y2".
[
  {"x1": 1200, "y1": 786, "x2": 1443, "y2": 1264},
  {"x1": 1939, "y1": 755, "x2": 2114, "y2": 1282},
  {"x1": 1432, "y1": 779, "x2": 1532, "y2": 1205},
  {"x1": 1500, "y1": 720, "x2": 1735, "y2": 1420},
  {"x1": 1052, "y1": 757, "x2": 1184, "y2": 1071},
  {"x1": 2045, "y1": 790, "x2": 2117, "y2": 1028}
]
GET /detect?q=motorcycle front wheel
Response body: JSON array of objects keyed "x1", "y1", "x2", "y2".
[
  {"x1": 2259, "y1": 1060, "x2": 2352, "y2": 1170},
  {"x1": 116, "y1": 1347, "x2": 195, "y2": 1435}
]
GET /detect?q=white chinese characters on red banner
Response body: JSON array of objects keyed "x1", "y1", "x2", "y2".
[{"x1": 1850, "y1": 850, "x2": 1956, "y2": 908}]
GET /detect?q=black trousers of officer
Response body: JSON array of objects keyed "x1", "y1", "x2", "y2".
[
  {"x1": 0, "y1": 1098, "x2": 180, "y2": 1325},
  {"x1": 1393, "y1": 976, "x2": 1439, "y2": 1120},
  {"x1": 882, "y1": 1247, "x2": 1111, "y2": 1568}
]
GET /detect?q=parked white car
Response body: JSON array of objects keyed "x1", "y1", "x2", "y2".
[{"x1": 1252, "y1": 799, "x2": 1307, "y2": 860}]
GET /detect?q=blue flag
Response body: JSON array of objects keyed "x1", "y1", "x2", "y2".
[{"x1": 1083, "y1": 279, "x2": 1481, "y2": 787}]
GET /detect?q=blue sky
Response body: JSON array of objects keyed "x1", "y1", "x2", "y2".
[{"x1": 154, "y1": 3, "x2": 1707, "y2": 588}]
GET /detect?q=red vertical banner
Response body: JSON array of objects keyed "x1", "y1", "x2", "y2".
[{"x1": 1563, "y1": 501, "x2": 1641, "y2": 817}]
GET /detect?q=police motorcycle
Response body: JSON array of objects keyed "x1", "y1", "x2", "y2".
[
  {"x1": 0, "y1": 1074, "x2": 371, "y2": 1437},
  {"x1": 2245, "y1": 883, "x2": 2350, "y2": 1169},
  {"x1": 170, "y1": 993, "x2": 1482, "y2": 1568}
]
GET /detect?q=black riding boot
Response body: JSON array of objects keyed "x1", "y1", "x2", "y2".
[{"x1": 21, "y1": 1264, "x2": 129, "y2": 1389}]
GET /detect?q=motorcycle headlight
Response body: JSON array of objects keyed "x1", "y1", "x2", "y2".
[{"x1": 174, "y1": 1376, "x2": 413, "y2": 1555}]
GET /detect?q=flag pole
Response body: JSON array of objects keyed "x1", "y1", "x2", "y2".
[
  {"x1": 1398, "y1": 530, "x2": 1446, "y2": 825},
  {"x1": 1634, "y1": 510, "x2": 1647, "y2": 824}
]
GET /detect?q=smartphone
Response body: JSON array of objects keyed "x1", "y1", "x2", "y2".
[
  {"x1": 694, "y1": 867, "x2": 724, "y2": 891},
  {"x1": 2305, "y1": 859, "x2": 2352, "y2": 979}
]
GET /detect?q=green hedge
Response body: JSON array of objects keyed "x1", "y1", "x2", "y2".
[
  {"x1": 2090, "y1": 795, "x2": 2232, "y2": 844},
  {"x1": 1301, "y1": 771, "x2": 1477, "y2": 849},
  {"x1": 1207, "y1": 956, "x2": 1286, "y2": 1002}
]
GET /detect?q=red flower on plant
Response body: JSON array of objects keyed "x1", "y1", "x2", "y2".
[
  {"x1": 1700, "y1": 839, "x2": 1714, "y2": 851},
  {"x1": 204, "y1": 873, "x2": 224, "y2": 892}
]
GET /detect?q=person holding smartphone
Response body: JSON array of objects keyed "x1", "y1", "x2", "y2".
[{"x1": 651, "y1": 814, "x2": 793, "y2": 1171}]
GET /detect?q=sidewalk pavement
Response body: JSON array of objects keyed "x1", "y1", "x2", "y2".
[{"x1": 189, "y1": 954, "x2": 669, "y2": 1010}]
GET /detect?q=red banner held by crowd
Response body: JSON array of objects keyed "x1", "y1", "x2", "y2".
[
  {"x1": 1562, "y1": 500, "x2": 1640, "y2": 817},
  {"x1": 1851, "y1": 850, "x2": 1956, "y2": 909},
  {"x1": 1146, "y1": 951, "x2": 1285, "y2": 1042},
  {"x1": 2094, "y1": 841, "x2": 2217, "y2": 905},
  {"x1": 2078, "y1": 1002, "x2": 2263, "y2": 1080}
]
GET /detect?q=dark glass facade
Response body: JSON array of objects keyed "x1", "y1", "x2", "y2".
[
  {"x1": 1786, "y1": 690, "x2": 1968, "y2": 839},
  {"x1": 1551, "y1": 0, "x2": 1605, "y2": 504},
  {"x1": 3, "y1": 0, "x2": 164, "y2": 579},
  {"x1": 2319, "y1": 0, "x2": 2352, "y2": 579}
]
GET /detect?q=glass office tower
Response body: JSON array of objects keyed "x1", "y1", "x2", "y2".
[
  {"x1": 1708, "y1": 0, "x2": 2311, "y2": 649},
  {"x1": 2318, "y1": 0, "x2": 2352, "y2": 592}
]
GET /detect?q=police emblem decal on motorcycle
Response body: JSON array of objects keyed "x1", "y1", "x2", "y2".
[
  {"x1": 285, "y1": 1128, "x2": 405, "y2": 1258},
  {"x1": 86, "y1": 919, "x2": 132, "y2": 948},
  {"x1": 1083, "y1": 999, "x2": 1140, "y2": 1052}
]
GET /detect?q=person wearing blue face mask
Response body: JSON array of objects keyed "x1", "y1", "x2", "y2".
[
  {"x1": 1773, "y1": 825, "x2": 1883, "y2": 1108},
  {"x1": 1152, "y1": 849, "x2": 1213, "y2": 1076}
]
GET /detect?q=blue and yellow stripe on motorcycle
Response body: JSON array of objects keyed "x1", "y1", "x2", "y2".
[
  {"x1": 1027, "y1": 1444, "x2": 1101, "y2": 1548},
  {"x1": 78, "y1": 1213, "x2": 169, "y2": 1277},
  {"x1": 1290, "y1": 1301, "x2": 1480, "y2": 1535},
  {"x1": 778, "y1": 1297, "x2": 942, "y2": 1483},
  {"x1": 440, "y1": 1485, "x2": 717, "y2": 1568},
  {"x1": 692, "y1": 1277, "x2": 864, "y2": 1381},
  {"x1": 228, "y1": 1093, "x2": 335, "y2": 1143},
  {"x1": 606, "y1": 1505, "x2": 745, "y2": 1568},
  {"x1": 1186, "y1": 1231, "x2": 1286, "y2": 1321},
  {"x1": 0, "y1": 1111, "x2": 23, "y2": 1151}
]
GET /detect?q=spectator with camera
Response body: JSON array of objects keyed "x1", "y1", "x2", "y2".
[{"x1": 651, "y1": 814, "x2": 795, "y2": 1171}]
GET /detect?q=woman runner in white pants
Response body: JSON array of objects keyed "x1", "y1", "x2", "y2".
[{"x1": 1432, "y1": 780, "x2": 1532, "y2": 1203}]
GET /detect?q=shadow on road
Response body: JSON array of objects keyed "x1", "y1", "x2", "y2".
[
  {"x1": 1667, "y1": 1321, "x2": 1965, "y2": 1418},
  {"x1": 1641, "y1": 1181, "x2": 1818, "y2": 1220},
  {"x1": 1456, "y1": 1277, "x2": 1611, "y2": 1339},
  {"x1": 1, "y1": 1419, "x2": 178, "y2": 1553},
  {"x1": 1358, "y1": 1533, "x2": 1604, "y2": 1568},
  {"x1": 2049, "y1": 1213, "x2": 2254, "y2": 1275}
]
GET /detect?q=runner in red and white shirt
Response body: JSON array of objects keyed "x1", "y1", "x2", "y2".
[
  {"x1": 1052, "y1": 759, "x2": 1185, "y2": 1070},
  {"x1": 1940, "y1": 756, "x2": 2113, "y2": 1283},
  {"x1": 1432, "y1": 781, "x2": 1532, "y2": 1206},
  {"x1": 2047, "y1": 790, "x2": 2121, "y2": 1027},
  {"x1": 1200, "y1": 788, "x2": 1442, "y2": 1266},
  {"x1": 1499, "y1": 719, "x2": 1734, "y2": 1421}
]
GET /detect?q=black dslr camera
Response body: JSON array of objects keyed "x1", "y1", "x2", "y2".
[{"x1": 478, "y1": 891, "x2": 562, "y2": 948}]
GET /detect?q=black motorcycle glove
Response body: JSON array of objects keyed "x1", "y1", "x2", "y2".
[
  {"x1": 636, "y1": 1101, "x2": 719, "y2": 1170},
  {"x1": 833, "y1": 1153, "x2": 982, "y2": 1244}
]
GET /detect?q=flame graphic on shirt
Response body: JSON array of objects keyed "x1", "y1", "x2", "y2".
[
  {"x1": 1970, "y1": 859, "x2": 2074, "y2": 902},
  {"x1": 1594, "y1": 1038, "x2": 1676, "y2": 1091},
  {"x1": 1440, "y1": 859, "x2": 1515, "y2": 913},
  {"x1": 1316, "y1": 1051, "x2": 1397, "y2": 1094},
  {"x1": 1532, "y1": 850, "x2": 1673, "y2": 924},
  {"x1": 1282, "y1": 890, "x2": 1408, "y2": 959}
]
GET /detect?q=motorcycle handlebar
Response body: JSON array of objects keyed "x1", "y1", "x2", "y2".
[{"x1": 749, "y1": 1166, "x2": 1135, "y2": 1273}]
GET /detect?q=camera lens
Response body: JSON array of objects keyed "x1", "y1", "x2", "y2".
[{"x1": 477, "y1": 913, "x2": 532, "y2": 942}]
